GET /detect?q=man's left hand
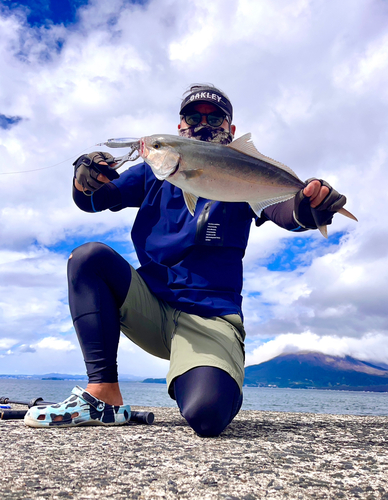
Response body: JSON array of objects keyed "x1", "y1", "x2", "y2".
[{"x1": 294, "y1": 178, "x2": 347, "y2": 229}]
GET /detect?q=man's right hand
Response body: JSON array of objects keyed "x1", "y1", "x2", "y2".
[{"x1": 73, "y1": 152, "x2": 119, "y2": 195}]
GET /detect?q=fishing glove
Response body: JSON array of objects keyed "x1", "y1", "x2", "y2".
[
  {"x1": 73, "y1": 152, "x2": 119, "y2": 195},
  {"x1": 294, "y1": 178, "x2": 347, "y2": 229}
]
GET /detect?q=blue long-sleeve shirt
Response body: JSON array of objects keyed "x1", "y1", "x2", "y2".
[{"x1": 73, "y1": 162, "x2": 303, "y2": 319}]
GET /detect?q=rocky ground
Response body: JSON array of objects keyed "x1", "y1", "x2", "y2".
[{"x1": 1, "y1": 406, "x2": 388, "y2": 499}]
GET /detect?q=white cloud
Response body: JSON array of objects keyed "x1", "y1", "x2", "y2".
[
  {"x1": 0, "y1": 338, "x2": 17, "y2": 350},
  {"x1": 0, "y1": 248, "x2": 70, "y2": 345},
  {"x1": 246, "y1": 331, "x2": 388, "y2": 368},
  {"x1": 333, "y1": 32, "x2": 388, "y2": 97},
  {"x1": 0, "y1": 0, "x2": 387, "y2": 377},
  {"x1": 117, "y1": 338, "x2": 170, "y2": 379},
  {"x1": 243, "y1": 226, "x2": 388, "y2": 339},
  {"x1": 34, "y1": 337, "x2": 76, "y2": 351}
]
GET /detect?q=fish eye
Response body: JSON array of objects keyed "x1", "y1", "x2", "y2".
[{"x1": 153, "y1": 142, "x2": 161, "y2": 149}]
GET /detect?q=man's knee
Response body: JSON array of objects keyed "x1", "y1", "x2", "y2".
[
  {"x1": 68, "y1": 242, "x2": 108, "y2": 270},
  {"x1": 68, "y1": 243, "x2": 119, "y2": 286},
  {"x1": 180, "y1": 399, "x2": 232, "y2": 437},
  {"x1": 174, "y1": 367, "x2": 243, "y2": 437}
]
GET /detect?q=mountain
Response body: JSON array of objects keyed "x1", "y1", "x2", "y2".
[{"x1": 244, "y1": 352, "x2": 388, "y2": 391}]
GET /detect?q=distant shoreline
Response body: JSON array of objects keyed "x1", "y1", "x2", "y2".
[{"x1": 1, "y1": 375, "x2": 388, "y2": 392}]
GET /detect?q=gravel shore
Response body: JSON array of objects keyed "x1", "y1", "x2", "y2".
[{"x1": 1, "y1": 407, "x2": 388, "y2": 499}]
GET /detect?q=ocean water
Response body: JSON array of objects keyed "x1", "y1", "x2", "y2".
[{"x1": 1, "y1": 379, "x2": 387, "y2": 416}]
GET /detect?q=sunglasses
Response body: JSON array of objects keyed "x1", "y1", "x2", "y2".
[{"x1": 182, "y1": 111, "x2": 227, "y2": 128}]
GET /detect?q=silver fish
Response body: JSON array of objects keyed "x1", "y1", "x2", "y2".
[{"x1": 139, "y1": 133, "x2": 357, "y2": 238}]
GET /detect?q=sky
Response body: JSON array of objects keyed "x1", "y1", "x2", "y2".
[{"x1": 0, "y1": 0, "x2": 387, "y2": 379}]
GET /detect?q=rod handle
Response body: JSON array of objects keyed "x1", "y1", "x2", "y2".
[
  {"x1": 1, "y1": 410, "x2": 27, "y2": 420},
  {"x1": 130, "y1": 410, "x2": 154, "y2": 425}
]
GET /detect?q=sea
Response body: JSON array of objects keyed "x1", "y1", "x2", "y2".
[{"x1": 1, "y1": 379, "x2": 387, "y2": 416}]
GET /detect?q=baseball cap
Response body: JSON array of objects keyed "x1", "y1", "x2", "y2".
[{"x1": 180, "y1": 86, "x2": 233, "y2": 120}]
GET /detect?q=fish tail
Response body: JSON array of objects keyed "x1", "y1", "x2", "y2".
[
  {"x1": 311, "y1": 209, "x2": 328, "y2": 238},
  {"x1": 338, "y1": 207, "x2": 358, "y2": 222},
  {"x1": 312, "y1": 206, "x2": 358, "y2": 239},
  {"x1": 317, "y1": 225, "x2": 328, "y2": 238}
]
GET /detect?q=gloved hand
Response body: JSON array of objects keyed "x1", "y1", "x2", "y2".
[
  {"x1": 294, "y1": 178, "x2": 347, "y2": 229},
  {"x1": 73, "y1": 152, "x2": 119, "y2": 195}
]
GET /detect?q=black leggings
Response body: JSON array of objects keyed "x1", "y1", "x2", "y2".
[{"x1": 67, "y1": 242, "x2": 242, "y2": 436}]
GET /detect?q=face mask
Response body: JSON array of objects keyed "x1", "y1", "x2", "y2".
[{"x1": 179, "y1": 124, "x2": 233, "y2": 145}]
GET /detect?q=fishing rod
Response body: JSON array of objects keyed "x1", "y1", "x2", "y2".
[{"x1": 0, "y1": 396, "x2": 154, "y2": 424}]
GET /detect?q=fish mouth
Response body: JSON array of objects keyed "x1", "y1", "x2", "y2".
[{"x1": 168, "y1": 163, "x2": 179, "y2": 177}]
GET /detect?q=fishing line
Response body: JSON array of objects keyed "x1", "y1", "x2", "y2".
[{"x1": 0, "y1": 145, "x2": 97, "y2": 175}]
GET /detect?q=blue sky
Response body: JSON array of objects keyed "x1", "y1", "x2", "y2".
[
  {"x1": 3, "y1": 0, "x2": 89, "y2": 26},
  {"x1": 2, "y1": 0, "x2": 146, "y2": 27},
  {"x1": 0, "y1": 0, "x2": 387, "y2": 378},
  {"x1": 0, "y1": 113, "x2": 22, "y2": 129}
]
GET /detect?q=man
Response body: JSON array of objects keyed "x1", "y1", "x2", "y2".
[{"x1": 25, "y1": 85, "x2": 346, "y2": 436}]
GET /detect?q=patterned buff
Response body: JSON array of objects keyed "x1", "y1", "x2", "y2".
[{"x1": 179, "y1": 124, "x2": 234, "y2": 144}]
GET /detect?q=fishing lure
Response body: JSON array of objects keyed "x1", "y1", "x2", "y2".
[{"x1": 96, "y1": 138, "x2": 141, "y2": 170}]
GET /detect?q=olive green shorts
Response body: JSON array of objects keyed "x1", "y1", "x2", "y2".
[{"x1": 119, "y1": 266, "x2": 245, "y2": 397}]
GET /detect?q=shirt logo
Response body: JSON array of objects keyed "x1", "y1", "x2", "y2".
[{"x1": 205, "y1": 222, "x2": 221, "y2": 242}]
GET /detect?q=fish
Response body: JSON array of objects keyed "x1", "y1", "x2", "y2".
[{"x1": 137, "y1": 133, "x2": 357, "y2": 238}]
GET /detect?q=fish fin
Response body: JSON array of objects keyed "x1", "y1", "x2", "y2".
[
  {"x1": 338, "y1": 207, "x2": 358, "y2": 222},
  {"x1": 181, "y1": 169, "x2": 204, "y2": 180},
  {"x1": 249, "y1": 194, "x2": 296, "y2": 217},
  {"x1": 317, "y1": 225, "x2": 328, "y2": 238},
  {"x1": 183, "y1": 191, "x2": 198, "y2": 216},
  {"x1": 228, "y1": 134, "x2": 302, "y2": 180}
]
